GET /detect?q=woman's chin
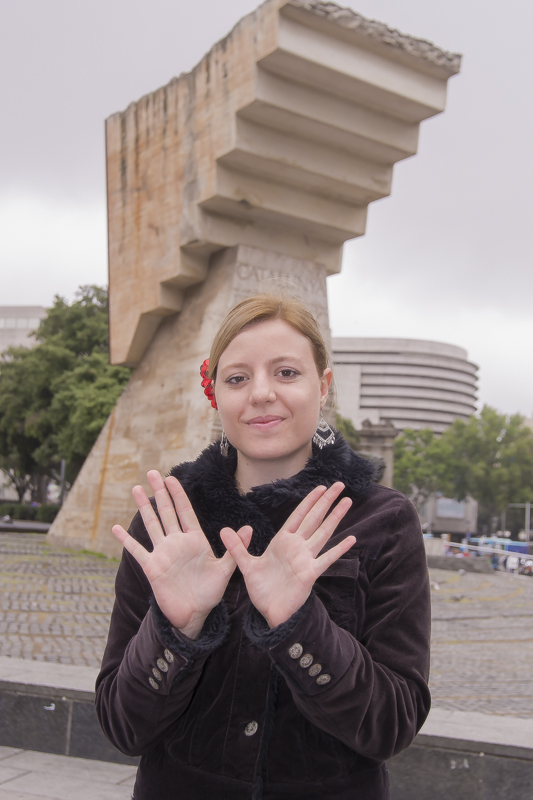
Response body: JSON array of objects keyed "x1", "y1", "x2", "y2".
[{"x1": 234, "y1": 437, "x2": 313, "y2": 465}]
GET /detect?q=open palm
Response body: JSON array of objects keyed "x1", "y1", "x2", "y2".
[
  {"x1": 112, "y1": 471, "x2": 252, "y2": 639},
  {"x1": 220, "y1": 482, "x2": 355, "y2": 628}
]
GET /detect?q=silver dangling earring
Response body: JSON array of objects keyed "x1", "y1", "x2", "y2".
[
  {"x1": 220, "y1": 430, "x2": 229, "y2": 457},
  {"x1": 313, "y1": 415, "x2": 336, "y2": 449}
]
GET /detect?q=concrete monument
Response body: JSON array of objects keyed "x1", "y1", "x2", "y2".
[{"x1": 49, "y1": 0, "x2": 460, "y2": 555}]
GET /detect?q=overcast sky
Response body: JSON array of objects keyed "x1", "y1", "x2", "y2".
[{"x1": 1, "y1": 0, "x2": 531, "y2": 417}]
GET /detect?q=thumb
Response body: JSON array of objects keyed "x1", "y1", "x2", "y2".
[
  {"x1": 220, "y1": 527, "x2": 253, "y2": 570},
  {"x1": 235, "y1": 525, "x2": 253, "y2": 550}
]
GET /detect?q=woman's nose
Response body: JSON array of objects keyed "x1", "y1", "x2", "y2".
[{"x1": 249, "y1": 375, "x2": 276, "y2": 404}]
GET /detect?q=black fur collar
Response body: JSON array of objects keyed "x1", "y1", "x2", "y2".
[{"x1": 168, "y1": 434, "x2": 375, "y2": 557}]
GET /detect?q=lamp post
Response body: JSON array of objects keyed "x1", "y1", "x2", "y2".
[{"x1": 508, "y1": 502, "x2": 532, "y2": 551}]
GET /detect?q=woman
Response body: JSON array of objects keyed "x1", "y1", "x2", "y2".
[{"x1": 96, "y1": 294, "x2": 431, "y2": 800}]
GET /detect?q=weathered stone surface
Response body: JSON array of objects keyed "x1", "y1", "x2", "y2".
[
  {"x1": 105, "y1": 0, "x2": 460, "y2": 367},
  {"x1": 356, "y1": 419, "x2": 398, "y2": 487}
]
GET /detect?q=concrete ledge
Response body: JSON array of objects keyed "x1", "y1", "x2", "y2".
[
  {"x1": 0, "y1": 521, "x2": 51, "y2": 533},
  {"x1": 0, "y1": 657, "x2": 138, "y2": 766},
  {"x1": 0, "y1": 656, "x2": 97, "y2": 698},
  {"x1": 420, "y1": 707, "x2": 533, "y2": 755},
  {"x1": 427, "y1": 555, "x2": 493, "y2": 572},
  {"x1": 388, "y1": 708, "x2": 533, "y2": 800}
]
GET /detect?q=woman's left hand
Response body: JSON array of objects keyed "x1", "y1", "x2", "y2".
[{"x1": 220, "y1": 482, "x2": 355, "y2": 628}]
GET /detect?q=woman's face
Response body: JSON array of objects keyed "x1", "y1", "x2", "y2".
[{"x1": 215, "y1": 318, "x2": 331, "y2": 468}]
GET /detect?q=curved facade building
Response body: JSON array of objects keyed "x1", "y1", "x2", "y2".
[{"x1": 332, "y1": 337, "x2": 478, "y2": 434}]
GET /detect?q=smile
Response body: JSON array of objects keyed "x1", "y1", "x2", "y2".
[{"x1": 245, "y1": 416, "x2": 284, "y2": 430}]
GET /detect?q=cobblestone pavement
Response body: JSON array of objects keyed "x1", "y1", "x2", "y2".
[
  {"x1": 1, "y1": 534, "x2": 532, "y2": 717},
  {"x1": 0, "y1": 534, "x2": 116, "y2": 667},
  {"x1": 429, "y1": 567, "x2": 533, "y2": 718}
]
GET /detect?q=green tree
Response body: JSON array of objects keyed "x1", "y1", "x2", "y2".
[
  {"x1": 392, "y1": 427, "x2": 445, "y2": 510},
  {"x1": 437, "y1": 406, "x2": 533, "y2": 524},
  {"x1": 335, "y1": 413, "x2": 360, "y2": 451},
  {"x1": 35, "y1": 285, "x2": 110, "y2": 356},
  {"x1": 0, "y1": 286, "x2": 131, "y2": 500},
  {"x1": 393, "y1": 407, "x2": 533, "y2": 524}
]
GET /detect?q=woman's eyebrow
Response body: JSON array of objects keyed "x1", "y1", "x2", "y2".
[
  {"x1": 220, "y1": 361, "x2": 249, "y2": 372},
  {"x1": 219, "y1": 355, "x2": 305, "y2": 373}
]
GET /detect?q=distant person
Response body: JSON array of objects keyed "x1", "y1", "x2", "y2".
[
  {"x1": 506, "y1": 554, "x2": 519, "y2": 574},
  {"x1": 95, "y1": 294, "x2": 431, "y2": 800}
]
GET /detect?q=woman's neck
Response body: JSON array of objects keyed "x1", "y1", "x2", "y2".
[{"x1": 234, "y1": 443, "x2": 313, "y2": 495}]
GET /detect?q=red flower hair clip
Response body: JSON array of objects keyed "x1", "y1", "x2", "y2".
[{"x1": 200, "y1": 359, "x2": 217, "y2": 410}]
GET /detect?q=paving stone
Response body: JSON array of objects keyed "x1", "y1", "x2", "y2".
[
  {"x1": 429, "y1": 567, "x2": 533, "y2": 718},
  {"x1": 0, "y1": 767, "x2": 29, "y2": 786},
  {"x1": 0, "y1": 751, "x2": 136, "y2": 785},
  {"x1": 0, "y1": 535, "x2": 116, "y2": 669},
  {"x1": 0, "y1": 750, "x2": 23, "y2": 762},
  {"x1": 0, "y1": 771, "x2": 133, "y2": 800}
]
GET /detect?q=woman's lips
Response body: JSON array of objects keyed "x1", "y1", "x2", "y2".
[{"x1": 246, "y1": 416, "x2": 284, "y2": 430}]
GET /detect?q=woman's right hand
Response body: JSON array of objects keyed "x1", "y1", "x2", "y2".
[{"x1": 112, "y1": 471, "x2": 252, "y2": 640}]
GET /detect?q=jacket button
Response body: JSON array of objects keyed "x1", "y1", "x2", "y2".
[
  {"x1": 308, "y1": 663, "x2": 322, "y2": 677},
  {"x1": 152, "y1": 667, "x2": 162, "y2": 681},
  {"x1": 148, "y1": 677, "x2": 159, "y2": 690},
  {"x1": 299, "y1": 654, "x2": 313, "y2": 669},
  {"x1": 157, "y1": 658, "x2": 169, "y2": 672},
  {"x1": 164, "y1": 649, "x2": 174, "y2": 663},
  {"x1": 244, "y1": 721, "x2": 258, "y2": 736},
  {"x1": 288, "y1": 643, "x2": 303, "y2": 659},
  {"x1": 316, "y1": 674, "x2": 331, "y2": 685}
]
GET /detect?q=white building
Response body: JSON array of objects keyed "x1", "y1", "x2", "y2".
[
  {"x1": 333, "y1": 337, "x2": 478, "y2": 435},
  {"x1": 0, "y1": 306, "x2": 46, "y2": 353}
]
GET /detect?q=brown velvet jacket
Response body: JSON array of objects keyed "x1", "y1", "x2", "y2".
[{"x1": 95, "y1": 436, "x2": 431, "y2": 800}]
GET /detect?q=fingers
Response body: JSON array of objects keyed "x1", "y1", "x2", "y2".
[
  {"x1": 283, "y1": 485, "x2": 328, "y2": 534},
  {"x1": 220, "y1": 527, "x2": 253, "y2": 572},
  {"x1": 164, "y1": 475, "x2": 203, "y2": 533},
  {"x1": 306, "y1": 495, "x2": 353, "y2": 557},
  {"x1": 234, "y1": 525, "x2": 253, "y2": 550},
  {"x1": 315, "y1": 534, "x2": 357, "y2": 575},
  {"x1": 146, "y1": 471, "x2": 182, "y2": 537},
  {"x1": 211, "y1": 526, "x2": 253, "y2": 577},
  {"x1": 111, "y1": 524, "x2": 151, "y2": 570},
  {"x1": 296, "y1": 482, "x2": 347, "y2": 541},
  {"x1": 132, "y1": 483, "x2": 167, "y2": 547}
]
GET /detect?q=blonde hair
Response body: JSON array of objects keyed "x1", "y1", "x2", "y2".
[{"x1": 209, "y1": 294, "x2": 329, "y2": 383}]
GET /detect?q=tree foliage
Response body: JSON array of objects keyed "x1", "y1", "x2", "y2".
[
  {"x1": 0, "y1": 286, "x2": 131, "y2": 499},
  {"x1": 392, "y1": 427, "x2": 444, "y2": 510},
  {"x1": 335, "y1": 413, "x2": 360, "y2": 451},
  {"x1": 393, "y1": 406, "x2": 533, "y2": 521}
]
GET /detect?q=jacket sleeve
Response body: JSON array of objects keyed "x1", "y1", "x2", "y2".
[
  {"x1": 94, "y1": 511, "x2": 229, "y2": 756},
  {"x1": 244, "y1": 493, "x2": 431, "y2": 762}
]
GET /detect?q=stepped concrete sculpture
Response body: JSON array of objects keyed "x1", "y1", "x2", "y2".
[{"x1": 49, "y1": 0, "x2": 460, "y2": 556}]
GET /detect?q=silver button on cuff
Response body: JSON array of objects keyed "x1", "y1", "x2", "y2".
[
  {"x1": 289, "y1": 643, "x2": 303, "y2": 659},
  {"x1": 308, "y1": 663, "x2": 322, "y2": 677},
  {"x1": 299, "y1": 654, "x2": 313, "y2": 669},
  {"x1": 152, "y1": 667, "x2": 162, "y2": 681},
  {"x1": 148, "y1": 677, "x2": 160, "y2": 690},
  {"x1": 316, "y1": 674, "x2": 331, "y2": 685},
  {"x1": 164, "y1": 649, "x2": 174, "y2": 663},
  {"x1": 157, "y1": 658, "x2": 169, "y2": 672},
  {"x1": 244, "y1": 721, "x2": 258, "y2": 736}
]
